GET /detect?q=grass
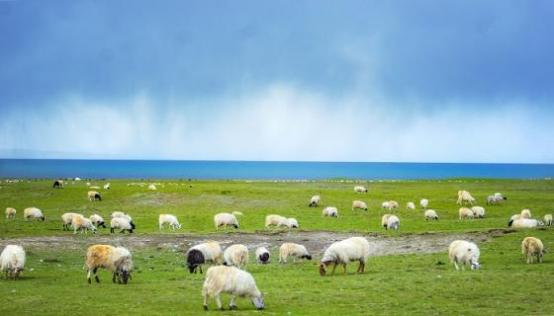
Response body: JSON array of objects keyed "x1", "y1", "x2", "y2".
[{"x1": 1, "y1": 179, "x2": 554, "y2": 315}]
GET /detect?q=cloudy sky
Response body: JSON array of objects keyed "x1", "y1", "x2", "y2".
[{"x1": 1, "y1": 0, "x2": 553, "y2": 163}]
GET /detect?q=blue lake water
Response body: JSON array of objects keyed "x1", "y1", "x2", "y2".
[{"x1": 0, "y1": 159, "x2": 553, "y2": 180}]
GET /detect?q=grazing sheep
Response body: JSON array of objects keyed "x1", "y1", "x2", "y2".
[
  {"x1": 354, "y1": 185, "x2": 368, "y2": 193},
  {"x1": 214, "y1": 212, "x2": 242, "y2": 229},
  {"x1": 544, "y1": 214, "x2": 553, "y2": 226},
  {"x1": 406, "y1": 202, "x2": 416, "y2": 210},
  {"x1": 386, "y1": 215, "x2": 400, "y2": 230},
  {"x1": 223, "y1": 244, "x2": 249, "y2": 269},
  {"x1": 148, "y1": 183, "x2": 157, "y2": 190},
  {"x1": 255, "y1": 247, "x2": 270, "y2": 264},
  {"x1": 265, "y1": 214, "x2": 294, "y2": 229},
  {"x1": 103, "y1": 183, "x2": 110, "y2": 190},
  {"x1": 381, "y1": 214, "x2": 391, "y2": 228},
  {"x1": 159, "y1": 214, "x2": 182, "y2": 230},
  {"x1": 520, "y1": 209, "x2": 532, "y2": 219},
  {"x1": 110, "y1": 217, "x2": 134, "y2": 234},
  {"x1": 111, "y1": 212, "x2": 135, "y2": 229},
  {"x1": 202, "y1": 265, "x2": 264, "y2": 311},
  {"x1": 487, "y1": 192, "x2": 507, "y2": 205},
  {"x1": 309, "y1": 195, "x2": 321, "y2": 207},
  {"x1": 71, "y1": 214, "x2": 97, "y2": 234},
  {"x1": 287, "y1": 218, "x2": 299, "y2": 228},
  {"x1": 319, "y1": 237, "x2": 369, "y2": 276},
  {"x1": 88, "y1": 190, "x2": 102, "y2": 201},
  {"x1": 381, "y1": 201, "x2": 394, "y2": 210},
  {"x1": 52, "y1": 180, "x2": 63, "y2": 189},
  {"x1": 322, "y1": 206, "x2": 339, "y2": 217},
  {"x1": 457, "y1": 190, "x2": 476, "y2": 205},
  {"x1": 23, "y1": 207, "x2": 45, "y2": 221},
  {"x1": 509, "y1": 218, "x2": 542, "y2": 228},
  {"x1": 521, "y1": 237, "x2": 545, "y2": 264},
  {"x1": 424, "y1": 209, "x2": 439, "y2": 220},
  {"x1": 5, "y1": 207, "x2": 16, "y2": 219},
  {"x1": 420, "y1": 199, "x2": 429, "y2": 209},
  {"x1": 459, "y1": 207, "x2": 474, "y2": 220},
  {"x1": 89, "y1": 214, "x2": 106, "y2": 228},
  {"x1": 186, "y1": 241, "x2": 223, "y2": 274},
  {"x1": 0, "y1": 245, "x2": 25, "y2": 280},
  {"x1": 279, "y1": 243, "x2": 311, "y2": 263},
  {"x1": 448, "y1": 240, "x2": 480, "y2": 270},
  {"x1": 471, "y1": 206, "x2": 486, "y2": 218},
  {"x1": 61, "y1": 212, "x2": 83, "y2": 230},
  {"x1": 85, "y1": 245, "x2": 133, "y2": 284},
  {"x1": 352, "y1": 200, "x2": 368, "y2": 211}
]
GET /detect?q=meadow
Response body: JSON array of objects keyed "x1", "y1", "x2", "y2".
[{"x1": 1, "y1": 179, "x2": 553, "y2": 315}]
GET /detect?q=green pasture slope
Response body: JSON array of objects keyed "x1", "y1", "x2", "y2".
[{"x1": 1, "y1": 179, "x2": 553, "y2": 315}]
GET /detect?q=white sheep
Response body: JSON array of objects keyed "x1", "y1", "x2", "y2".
[
  {"x1": 87, "y1": 190, "x2": 102, "y2": 201},
  {"x1": 89, "y1": 186, "x2": 100, "y2": 190},
  {"x1": 309, "y1": 195, "x2": 321, "y2": 207},
  {"x1": 406, "y1": 202, "x2": 416, "y2": 210},
  {"x1": 420, "y1": 199, "x2": 429, "y2": 209},
  {"x1": 287, "y1": 218, "x2": 299, "y2": 228},
  {"x1": 110, "y1": 212, "x2": 135, "y2": 228},
  {"x1": 381, "y1": 201, "x2": 394, "y2": 210},
  {"x1": 459, "y1": 207, "x2": 474, "y2": 220},
  {"x1": 322, "y1": 206, "x2": 338, "y2": 217},
  {"x1": 0, "y1": 245, "x2": 26, "y2": 280},
  {"x1": 61, "y1": 212, "x2": 83, "y2": 231},
  {"x1": 110, "y1": 217, "x2": 134, "y2": 233},
  {"x1": 521, "y1": 237, "x2": 545, "y2": 264},
  {"x1": 85, "y1": 244, "x2": 133, "y2": 284},
  {"x1": 255, "y1": 247, "x2": 270, "y2": 264},
  {"x1": 354, "y1": 185, "x2": 368, "y2": 193},
  {"x1": 386, "y1": 215, "x2": 400, "y2": 230},
  {"x1": 186, "y1": 241, "x2": 224, "y2": 273},
  {"x1": 520, "y1": 209, "x2": 532, "y2": 219},
  {"x1": 223, "y1": 244, "x2": 249, "y2": 269},
  {"x1": 103, "y1": 183, "x2": 111, "y2": 190},
  {"x1": 5, "y1": 207, "x2": 16, "y2": 219},
  {"x1": 71, "y1": 214, "x2": 97, "y2": 234},
  {"x1": 23, "y1": 207, "x2": 45, "y2": 221},
  {"x1": 471, "y1": 206, "x2": 486, "y2": 218},
  {"x1": 214, "y1": 212, "x2": 242, "y2": 229},
  {"x1": 509, "y1": 218, "x2": 542, "y2": 228},
  {"x1": 159, "y1": 214, "x2": 182, "y2": 230},
  {"x1": 202, "y1": 265, "x2": 264, "y2": 311},
  {"x1": 265, "y1": 214, "x2": 293, "y2": 229},
  {"x1": 424, "y1": 209, "x2": 439, "y2": 220},
  {"x1": 448, "y1": 240, "x2": 480, "y2": 270},
  {"x1": 487, "y1": 192, "x2": 507, "y2": 205},
  {"x1": 352, "y1": 200, "x2": 368, "y2": 211},
  {"x1": 319, "y1": 237, "x2": 369, "y2": 276},
  {"x1": 148, "y1": 183, "x2": 157, "y2": 190},
  {"x1": 279, "y1": 243, "x2": 312, "y2": 263},
  {"x1": 457, "y1": 190, "x2": 475, "y2": 205},
  {"x1": 544, "y1": 214, "x2": 553, "y2": 226},
  {"x1": 89, "y1": 214, "x2": 106, "y2": 228}
]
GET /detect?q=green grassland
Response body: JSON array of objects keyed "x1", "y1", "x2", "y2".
[{"x1": 1, "y1": 179, "x2": 553, "y2": 315}]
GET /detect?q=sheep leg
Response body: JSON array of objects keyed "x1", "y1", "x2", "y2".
[
  {"x1": 229, "y1": 296, "x2": 237, "y2": 310},
  {"x1": 331, "y1": 263, "x2": 337, "y2": 275},
  {"x1": 343, "y1": 264, "x2": 347, "y2": 274},
  {"x1": 215, "y1": 294, "x2": 223, "y2": 310},
  {"x1": 203, "y1": 294, "x2": 209, "y2": 310},
  {"x1": 87, "y1": 270, "x2": 92, "y2": 284},
  {"x1": 454, "y1": 261, "x2": 460, "y2": 271}
]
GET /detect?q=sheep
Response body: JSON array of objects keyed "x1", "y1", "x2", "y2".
[
  {"x1": 424, "y1": 209, "x2": 439, "y2": 220},
  {"x1": 520, "y1": 209, "x2": 532, "y2": 219},
  {"x1": 159, "y1": 214, "x2": 182, "y2": 230},
  {"x1": 202, "y1": 265, "x2": 264, "y2": 311},
  {"x1": 544, "y1": 214, "x2": 553, "y2": 226},
  {"x1": 52, "y1": 180, "x2": 63, "y2": 189},
  {"x1": 287, "y1": 218, "x2": 299, "y2": 228},
  {"x1": 214, "y1": 212, "x2": 242, "y2": 229},
  {"x1": 23, "y1": 207, "x2": 45, "y2": 221},
  {"x1": 61, "y1": 212, "x2": 83, "y2": 230},
  {"x1": 381, "y1": 214, "x2": 391, "y2": 228},
  {"x1": 223, "y1": 244, "x2": 249, "y2": 269},
  {"x1": 457, "y1": 190, "x2": 475, "y2": 205},
  {"x1": 255, "y1": 247, "x2": 270, "y2": 264},
  {"x1": 354, "y1": 185, "x2": 368, "y2": 193},
  {"x1": 148, "y1": 183, "x2": 157, "y2": 190},
  {"x1": 71, "y1": 214, "x2": 96, "y2": 234},
  {"x1": 186, "y1": 241, "x2": 223, "y2": 274},
  {"x1": 85, "y1": 245, "x2": 133, "y2": 284},
  {"x1": 89, "y1": 186, "x2": 100, "y2": 190},
  {"x1": 406, "y1": 202, "x2": 416, "y2": 210},
  {"x1": 420, "y1": 198, "x2": 429, "y2": 209},
  {"x1": 309, "y1": 195, "x2": 321, "y2": 207},
  {"x1": 319, "y1": 237, "x2": 369, "y2": 276},
  {"x1": 88, "y1": 190, "x2": 102, "y2": 201},
  {"x1": 322, "y1": 206, "x2": 338, "y2": 217},
  {"x1": 459, "y1": 207, "x2": 474, "y2": 220},
  {"x1": 5, "y1": 207, "x2": 16, "y2": 219},
  {"x1": 103, "y1": 183, "x2": 110, "y2": 190},
  {"x1": 381, "y1": 201, "x2": 395, "y2": 210},
  {"x1": 487, "y1": 192, "x2": 507, "y2": 205},
  {"x1": 90, "y1": 214, "x2": 106, "y2": 228},
  {"x1": 521, "y1": 237, "x2": 545, "y2": 264},
  {"x1": 352, "y1": 200, "x2": 368, "y2": 211},
  {"x1": 111, "y1": 212, "x2": 135, "y2": 229},
  {"x1": 448, "y1": 240, "x2": 480, "y2": 270},
  {"x1": 386, "y1": 215, "x2": 400, "y2": 230},
  {"x1": 0, "y1": 245, "x2": 25, "y2": 280},
  {"x1": 265, "y1": 214, "x2": 294, "y2": 229},
  {"x1": 279, "y1": 243, "x2": 311, "y2": 263},
  {"x1": 509, "y1": 218, "x2": 542, "y2": 228},
  {"x1": 471, "y1": 206, "x2": 486, "y2": 218},
  {"x1": 110, "y1": 217, "x2": 134, "y2": 233}
]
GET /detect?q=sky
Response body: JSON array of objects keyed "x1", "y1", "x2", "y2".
[{"x1": 0, "y1": 0, "x2": 553, "y2": 163}]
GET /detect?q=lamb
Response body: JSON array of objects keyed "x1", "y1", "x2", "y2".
[
  {"x1": 214, "y1": 212, "x2": 242, "y2": 229},
  {"x1": 202, "y1": 265, "x2": 265, "y2": 311},
  {"x1": 448, "y1": 240, "x2": 480, "y2": 270},
  {"x1": 88, "y1": 190, "x2": 102, "y2": 201},
  {"x1": 354, "y1": 185, "x2": 368, "y2": 193},
  {"x1": 265, "y1": 214, "x2": 294, "y2": 229},
  {"x1": 23, "y1": 207, "x2": 45, "y2": 221},
  {"x1": 521, "y1": 237, "x2": 545, "y2": 264},
  {"x1": 103, "y1": 183, "x2": 110, "y2": 190},
  {"x1": 186, "y1": 241, "x2": 223, "y2": 274},
  {"x1": 509, "y1": 218, "x2": 542, "y2": 228},
  {"x1": 520, "y1": 209, "x2": 532, "y2": 219},
  {"x1": 424, "y1": 209, "x2": 439, "y2": 220},
  {"x1": 89, "y1": 214, "x2": 107, "y2": 228},
  {"x1": 457, "y1": 190, "x2": 475, "y2": 205},
  {"x1": 0, "y1": 245, "x2": 25, "y2": 280},
  {"x1": 352, "y1": 200, "x2": 368, "y2": 211},
  {"x1": 5, "y1": 207, "x2": 16, "y2": 219},
  {"x1": 459, "y1": 207, "x2": 474, "y2": 220},
  {"x1": 319, "y1": 237, "x2": 369, "y2": 276},
  {"x1": 322, "y1": 206, "x2": 338, "y2": 217},
  {"x1": 110, "y1": 217, "x2": 134, "y2": 233},
  {"x1": 61, "y1": 212, "x2": 83, "y2": 230},
  {"x1": 52, "y1": 180, "x2": 63, "y2": 189},
  {"x1": 544, "y1": 214, "x2": 553, "y2": 226},
  {"x1": 406, "y1": 202, "x2": 416, "y2": 210},
  {"x1": 471, "y1": 206, "x2": 486, "y2": 218},
  {"x1": 279, "y1": 243, "x2": 312, "y2": 263},
  {"x1": 309, "y1": 195, "x2": 321, "y2": 207},
  {"x1": 420, "y1": 198, "x2": 429, "y2": 209},
  {"x1": 71, "y1": 214, "x2": 97, "y2": 234},
  {"x1": 159, "y1": 214, "x2": 182, "y2": 230},
  {"x1": 223, "y1": 244, "x2": 249, "y2": 269},
  {"x1": 255, "y1": 247, "x2": 270, "y2": 264},
  {"x1": 85, "y1": 244, "x2": 133, "y2": 284}
]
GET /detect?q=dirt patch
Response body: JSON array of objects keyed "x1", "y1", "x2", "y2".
[{"x1": 0, "y1": 229, "x2": 512, "y2": 257}]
